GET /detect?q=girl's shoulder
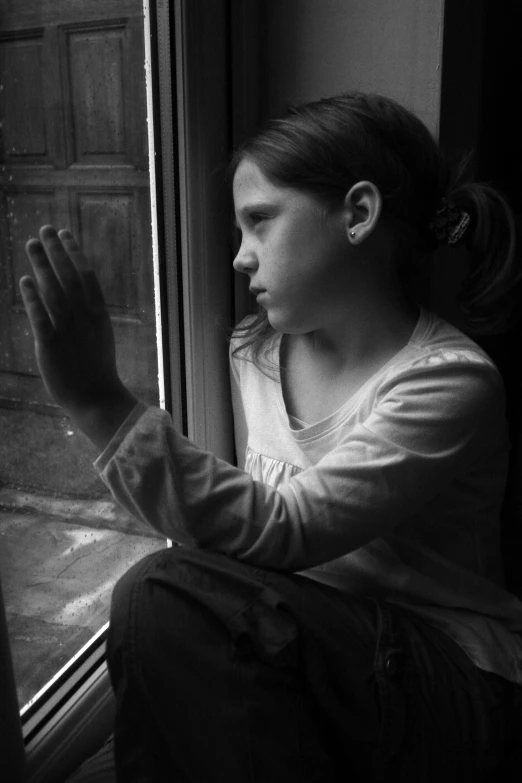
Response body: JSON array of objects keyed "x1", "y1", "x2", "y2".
[
  {"x1": 407, "y1": 308, "x2": 499, "y2": 371},
  {"x1": 377, "y1": 308, "x2": 505, "y2": 418}
]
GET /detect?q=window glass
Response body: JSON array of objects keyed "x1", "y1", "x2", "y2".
[{"x1": 0, "y1": 0, "x2": 166, "y2": 709}]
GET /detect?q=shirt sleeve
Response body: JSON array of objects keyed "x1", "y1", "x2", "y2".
[{"x1": 94, "y1": 358, "x2": 507, "y2": 571}]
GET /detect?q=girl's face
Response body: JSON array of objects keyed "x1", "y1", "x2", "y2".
[{"x1": 233, "y1": 159, "x2": 355, "y2": 334}]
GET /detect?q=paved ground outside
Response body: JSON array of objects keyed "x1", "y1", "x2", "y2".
[
  {"x1": 0, "y1": 406, "x2": 108, "y2": 498},
  {"x1": 0, "y1": 407, "x2": 165, "y2": 709}
]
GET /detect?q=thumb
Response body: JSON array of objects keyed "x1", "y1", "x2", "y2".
[{"x1": 82, "y1": 269, "x2": 109, "y2": 317}]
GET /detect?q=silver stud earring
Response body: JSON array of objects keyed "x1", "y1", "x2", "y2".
[{"x1": 350, "y1": 231, "x2": 356, "y2": 239}]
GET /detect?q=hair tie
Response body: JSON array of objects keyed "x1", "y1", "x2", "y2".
[{"x1": 429, "y1": 198, "x2": 471, "y2": 245}]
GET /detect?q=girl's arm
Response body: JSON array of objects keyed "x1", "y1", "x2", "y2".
[
  {"x1": 20, "y1": 227, "x2": 506, "y2": 571},
  {"x1": 95, "y1": 360, "x2": 505, "y2": 571}
]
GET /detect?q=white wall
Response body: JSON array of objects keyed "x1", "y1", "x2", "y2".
[
  {"x1": 233, "y1": 0, "x2": 451, "y2": 324},
  {"x1": 260, "y1": 0, "x2": 445, "y2": 134}
]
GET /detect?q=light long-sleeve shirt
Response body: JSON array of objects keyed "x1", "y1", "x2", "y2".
[{"x1": 95, "y1": 308, "x2": 522, "y2": 684}]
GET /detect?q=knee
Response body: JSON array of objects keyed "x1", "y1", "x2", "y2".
[
  {"x1": 107, "y1": 547, "x2": 180, "y2": 677},
  {"x1": 108, "y1": 544, "x2": 267, "y2": 657},
  {"x1": 110, "y1": 546, "x2": 179, "y2": 626},
  {"x1": 109, "y1": 545, "x2": 218, "y2": 632}
]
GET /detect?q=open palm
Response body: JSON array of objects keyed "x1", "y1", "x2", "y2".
[{"x1": 20, "y1": 225, "x2": 125, "y2": 415}]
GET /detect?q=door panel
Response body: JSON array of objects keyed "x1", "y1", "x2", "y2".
[{"x1": 0, "y1": 0, "x2": 157, "y2": 409}]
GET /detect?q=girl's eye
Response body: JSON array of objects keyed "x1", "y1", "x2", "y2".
[{"x1": 250, "y1": 213, "x2": 268, "y2": 227}]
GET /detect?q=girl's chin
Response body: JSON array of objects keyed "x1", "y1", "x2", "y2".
[
  {"x1": 266, "y1": 311, "x2": 310, "y2": 335},
  {"x1": 266, "y1": 310, "x2": 291, "y2": 332}
]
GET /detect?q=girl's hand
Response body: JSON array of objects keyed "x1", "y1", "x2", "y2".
[{"x1": 20, "y1": 225, "x2": 137, "y2": 449}]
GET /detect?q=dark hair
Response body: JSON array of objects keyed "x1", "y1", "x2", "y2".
[{"x1": 230, "y1": 92, "x2": 522, "y2": 367}]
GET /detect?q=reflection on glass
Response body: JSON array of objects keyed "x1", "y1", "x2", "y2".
[{"x1": 0, "y1": 0, "x2": 165, "y2": 708}]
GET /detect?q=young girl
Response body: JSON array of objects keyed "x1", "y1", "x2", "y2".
[{"x1": 21, "y1": 92, "x2": 522, "y2": 782}]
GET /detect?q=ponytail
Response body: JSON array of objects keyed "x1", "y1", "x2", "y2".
[{"x1": 450, "y1": 181, "x2": 522, "y2": 336}]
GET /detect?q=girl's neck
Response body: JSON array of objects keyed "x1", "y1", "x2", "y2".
[
  {"x1": 297, "y1": 291, "x2": 419, "y2": 372},
  {"x1": 280, "y1": 295, "x2": 419, "y2": 425},
  {"x1": 279, "y1": 228, "x2": 421, "y2": 423}
]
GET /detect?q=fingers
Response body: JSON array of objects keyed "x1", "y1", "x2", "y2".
[
  {"x1": 39, "y1": 225, "x2": 86, "y2": 304},
  {"x1": 57, "y1": 228, "x2": 90, "y2": 275},
  {"x1": 57, "y1": 229, "x2": 106, "y2": 314},
  {"x1": 24, "y1": 225, "x2": 103, "y2": 328},
  {"x1": 24, "y1": 236, "x2": 69, "y2": 327},
  {"x1": 19, "y1": 275, "x2": 55, "y2": 341}
]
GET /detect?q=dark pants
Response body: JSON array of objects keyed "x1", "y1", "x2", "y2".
[{"x1": 106, "y1": 545, "x2": 522, "y2": 782}]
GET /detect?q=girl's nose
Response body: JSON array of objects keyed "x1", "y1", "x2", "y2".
[{"x1": 233, "y1": 243, "x2": 258, "y2": 275}]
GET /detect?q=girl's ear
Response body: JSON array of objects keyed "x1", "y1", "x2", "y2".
[{"x1": 343, "y1": 181, "x2": 382, "y2": 244}]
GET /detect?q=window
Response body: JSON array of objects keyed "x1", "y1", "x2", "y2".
[
  {"x1": 0, "y1": 0, "x2": 239, "y2": 776},
  {"x1": 0, "y1": 0, "x2": 170, "y2": 712}
]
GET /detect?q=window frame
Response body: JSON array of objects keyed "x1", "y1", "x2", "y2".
[
  {"x1": 0, "y1": 0, "x2": 238, "y2": 779},
  {"x1": 172, "y1": 0, "x2": 235, "y2": 460},
  {"x1": 0, "y1": 573, "x2": 26, "y2": 781}
]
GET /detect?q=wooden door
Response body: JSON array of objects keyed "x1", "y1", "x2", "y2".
[{"x1": 0, "y1": 0, "x2": 158, "y2": 410}]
